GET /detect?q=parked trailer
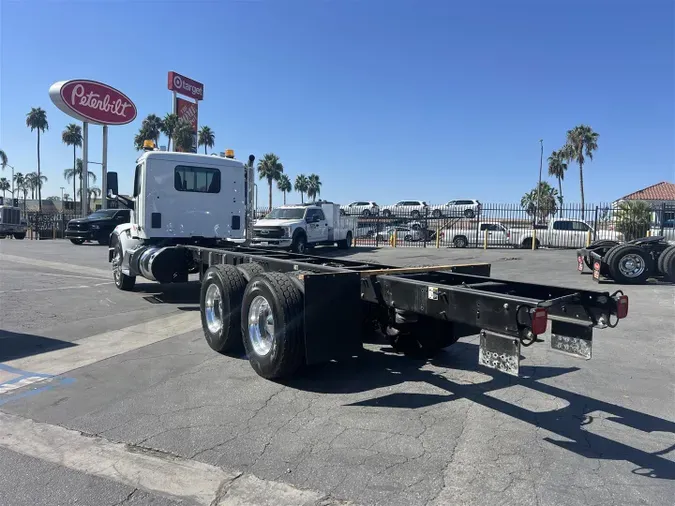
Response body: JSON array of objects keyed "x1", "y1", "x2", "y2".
[
  {"x1": 577, "y1": 236, "x2": 675, "y2": 284},
  {"x1": 107, "y1": 147, "x2": 630, "y2": 380}
]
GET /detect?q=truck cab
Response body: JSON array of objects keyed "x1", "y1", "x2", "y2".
[
  {"x1": 0, "y1": 198, "x2": 27, "y2": 239},
  {"x1": 252, "y1": 201, "x2": 356, "y2": 253}
]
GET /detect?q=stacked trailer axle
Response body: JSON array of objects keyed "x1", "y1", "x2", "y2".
[
  {"x1": 183, "y1": 245, "x2": 629, "y2": 380},
  {"x1": 577, "y1": 236, "x2": 675, "y2": 284}
]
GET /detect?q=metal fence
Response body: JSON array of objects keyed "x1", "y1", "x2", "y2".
[
  {"x1": 20, "y1": 203, "x2": 675, "y2": 248},
  {"x1": 255, "y1": 202, "x2": 675, "y2": 250}
]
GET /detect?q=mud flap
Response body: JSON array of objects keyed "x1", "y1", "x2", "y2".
[
  {"x1": 550, "y1": 320, "x2": 592, "y2": 360},
  {"x1": 478, "y1": 330, "x2": 520, "y2": 376}
]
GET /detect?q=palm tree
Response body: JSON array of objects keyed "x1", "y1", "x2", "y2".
[
  {"x1": 563, "y1": 125, "x2": 599, "y2": 217},
  {"x1": 547, "y1": 149, "x2": 568, "y2": 214},
  {"x1": 26, "y1": 107, "x2": 49, "y2": 211},
  {"x1": 13, "y1": 173, "x2": 28, "y2": 212},
  {"x1": 161, "y1": 113, "x2": 179, "y2": 151},
  {"x1": 0, "y1": 149, "x2": 7, "y2": 170},
  {"x1": 277, "y1": 174, "x2": 292, "y2": 205},
  {"x1": 64, "y1": 158, "x2": 96, "y2": 214},
  {"x1": 294, "y1": 174, "x2": 309, "y2": 203},
  {"x1": 198, "y1": 126, "x2": 215, "y2": 154},
  {"x1": 257, "y1": 153, "x2": 284, "y2": 210},
  {"x1": 615, "y1": 200, "x2": 653, "y2": 241},
  {"x1": 78, "y1": 186, "x2": 101, "y2": 214},
  {"x1": 26, "y1": 172, "x2": 38, "y2": 199},
  {"x1": 173, "y1": 119, "x2": 195, "y2": 152},
  {"x1": 307, "y1": 174, "x2": 322, "y2": 201},
  {"x1": 521, "y1": 181, "x2": 559, "y2": 223},
  {"x1": 62, "y1": 123, "x2": 83, "y2": 213},
  {"x1": 0, "y1": 177, "x2": 9, "y2": 198},
  {"x1": 141, "y1": 114, "x2": 163, "y2": 146}
]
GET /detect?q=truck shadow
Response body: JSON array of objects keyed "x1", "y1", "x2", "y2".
[
  {"x1": 287, "y1": 342, "x2": 675, "y2": 480},
  {"x1": 133, "y1": 281, "x2": 202, "y2": 306},
  {"x1": 0, "y1": 330, "x2": 77, "y2": 362}
]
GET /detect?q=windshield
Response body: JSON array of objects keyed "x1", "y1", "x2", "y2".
[
  {"x1": 264, "y1": 208, "x2": 306, "y2": 220},
  {"x1": 87, "y1": 210, "x2": 117, "y2": 219}
]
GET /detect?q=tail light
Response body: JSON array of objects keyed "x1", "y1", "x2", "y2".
[
  {"x1": 531, "y1": 307, "x2": 548, "y2": 335},
  {"x1": 616, "y1": 295, "x2": 629, "y2": 319}
]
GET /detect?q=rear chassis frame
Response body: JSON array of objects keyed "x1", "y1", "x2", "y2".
[{"x1": 183, "y1": 245, "x2": 628, "y2": 377}]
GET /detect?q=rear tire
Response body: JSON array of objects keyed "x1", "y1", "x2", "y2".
[
  {"x1": 13, "y1": 232, "x2": 25, "y2": 240},
  {"x1": 241, "y1": 272, "x2": 305, "y2": 379},
  {"x1": 521, "y1": 238, "x2": 539, "y2": 249},
  {"x1": 337, "y1": 232, "x2": 352, "y2": 249},
  {"x1": 453, "y1": 236, "x2": 468, "y2": 248},
  {"x1": 237, "y1": 262, "x2": 265, "y2": 282},
  {"x1": 200, "y1": 264, "x2": 248, "y2": 354},
  {"x1": 464, "y1": 209, "x2": 475, "y2": 218},
  {"x1": 70, "y1": 238, "x2": 85, "y2": 245},
  {"x1": 659, "y1": 247, "x2": 675, "y2": 282},
  {"x1": 411, "y1": 210, "x2": 421, "y2": 219},
  {"x1": 432, "y1": 209, "x2": 442, "y2": 218},
  {"x1": 607, "y1": 245, "x2": 650, "y2": 284}
]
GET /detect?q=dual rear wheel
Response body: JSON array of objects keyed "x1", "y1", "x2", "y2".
[{"x1": 200, "y1": 264, "x2": 305, "y2": 379}]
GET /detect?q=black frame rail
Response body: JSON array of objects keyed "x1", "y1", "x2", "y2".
[{"x1": 183, "y1": 245, "x2": 627, "y2": 376}]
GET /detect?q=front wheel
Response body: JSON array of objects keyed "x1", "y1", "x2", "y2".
[
  {"x1": 464, "y1": 209, "x2": 475, "y2": 218},
  {"x1": 241, "y1": 272, "x2": 305, "y2": 379},
  {"x1": 112, "y1": 241, "x2": 136, "y2": 291},
  {"x1": 361, "y1": 209, "x2": 371, "y2": 217},
  {"x1": 70, "y1": 238, "x2": 85, "y2": 245},
  {"x1": 382, "y1": 210, "x2": 392, "y2": 218},
  {"x1": 411, "y1": 210, "x2": 421, "y2": 219},
  {"x1": 431, "y1": 209, "x2": 442, "y2": 218},
  {"x1": 291, "y1": 233, "x2": 307, "y2": 254},
  {"x1": 13, "y1": 232, "x2": 25, "y2": 240}
]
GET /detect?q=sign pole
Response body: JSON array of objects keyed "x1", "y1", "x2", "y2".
[
  {"x1": 82, "y1": 122, "x2": 89, "y2": 217},
  {"x1": 102, "y1": 125, "x2": 108, "y2": 210}
]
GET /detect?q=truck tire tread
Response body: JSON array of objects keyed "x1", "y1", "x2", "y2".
[
  {"x1": 660, "y1": 247, "x2": 675, "y2": 281},
  {"x1": 607, "y1": 245, "x2": 650, "y2": 284},
  {"x1": 200, "y1": 264, "x2": 248, "y2": 354},
  {"x1": 241, "y1": 271, "x2": 305, "y2": 379}
]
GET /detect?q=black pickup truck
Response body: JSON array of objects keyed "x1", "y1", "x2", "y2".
[{"x1": 66, "y1": 209, "x2": 131, "y2": 245}]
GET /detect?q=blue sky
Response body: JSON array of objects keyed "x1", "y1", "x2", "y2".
[{"x1": 1, "y1": 0, "x2": 673, "y2": 207}]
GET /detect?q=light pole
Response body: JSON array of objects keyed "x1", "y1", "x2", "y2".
[
  {"x1": 6, "y1": 164, "x2": 15, "y2": 196},
  {"x1": 535, "y1": 139, "x2": 543, "y2": 225},
  {"x1": 60, "y1": 186, "x2": 64, "y2": 201}
]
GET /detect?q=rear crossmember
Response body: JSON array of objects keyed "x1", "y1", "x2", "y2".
[{"x1": 183, "y1": 245, "x2": 629, "y2": 379}]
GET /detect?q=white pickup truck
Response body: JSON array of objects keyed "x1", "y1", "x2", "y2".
[
  {"x1": 441, "y1": 222, "x2": 511, "y2": 248},
  {"x1": 251, "y1": 201, "x2": 357, "y2": 254},
  {"x1": 513, "y1": 218, "x2": 624, "y2": 249}
]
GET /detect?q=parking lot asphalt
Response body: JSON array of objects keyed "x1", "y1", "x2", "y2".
[{"x1": 0, "y1": 239, "x2": 674, "y2": 506}]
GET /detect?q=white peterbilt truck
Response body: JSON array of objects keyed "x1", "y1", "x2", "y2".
[
  {"x1": 106, "y1": 144, "x2": 629, "y2": 382},
  {"x1": 0, "y1": 198, "x2": 27, "y2": 239}
]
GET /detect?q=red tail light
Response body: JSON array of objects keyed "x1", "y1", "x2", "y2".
[
  {"x1": 531, "y1": 307, "x2": 548, "y2": 335},
  {"x1": 616, "y1": 295, "x2": 629, "y2": 319}
]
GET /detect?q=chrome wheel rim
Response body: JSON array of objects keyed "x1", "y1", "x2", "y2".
[
  {"x1": 248, "y1": 295, "x2": 274, "y2": 356},
  {"x1": 112, "y1": 247, "x2": 122, "y2": 284},
  {"x1": 618, "y1": 254, "x2": 645, "y2": 278},
  {"x1": 204, "y1": 283, "x2": 223, "y2": 334}
]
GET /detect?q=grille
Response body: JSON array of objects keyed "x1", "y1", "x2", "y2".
[
  {"x1": 253, "y1": 227, "x2": 285, "y2": 239},
  {"x1": 0, "y1": 208, "x2": 20, "y2": 225},
  {"x1": 68, "y1": 221, "x2": 89, "y2": 231}
]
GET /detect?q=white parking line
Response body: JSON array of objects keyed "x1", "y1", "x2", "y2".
[
  {"x1": 0, "y1": 253, "x2": 111, "y2": 278},
  {"x1": 0, "y1": 282, "x2": 114, "y2": 294},
  {"x1": 1, "y1": 311, "x2": 202, "y2": 392},
  {"x1": 0, "y1": 412, "x2": 328, "y2": 505}
]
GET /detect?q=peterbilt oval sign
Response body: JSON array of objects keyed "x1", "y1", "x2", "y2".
[{"x1": 49, "y1": 80, "x2": 137, "y2": 125}]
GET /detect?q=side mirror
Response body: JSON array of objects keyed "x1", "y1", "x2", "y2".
[{"x1": 107, "y1": 171, "x2": 119, "y2": 198}]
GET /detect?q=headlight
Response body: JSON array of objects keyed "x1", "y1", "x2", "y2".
[
  {"x1": 283, "y1": 227, "x2": 291, "y2": 237},
  {"x1": 91, "y1": 224, "x2": 100, "y2": 230}
]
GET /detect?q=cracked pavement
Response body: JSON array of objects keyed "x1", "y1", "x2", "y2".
[{"x1": 1, "y1": 240, "x2": 673, "y2": 505}]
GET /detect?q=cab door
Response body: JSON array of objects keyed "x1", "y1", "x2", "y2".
[{"x1": 305, "y1": 208, "x2": 328, "y2": 243}]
